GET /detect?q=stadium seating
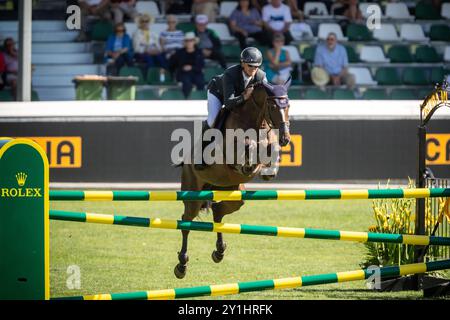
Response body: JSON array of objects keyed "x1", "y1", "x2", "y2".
[
  {"x1": 346, "y1": 24, "x2": 372, "y2": 41},
  {"x1": 304, "y1": 2, "x2": 330, "y2": 17},
  {"x1": 359, "y1": 3, "x2": 383, "y2": 19},
  {"x1": 304, "y1": 88, "x2": 330, "y2": 99},
  {"x1": 135, "y1": 1, "x2": 161, "y2": 17},
  {"x1": 442, "y1": 3, "x2": 450, "y2": 19},
  {"x1": 189, "y1": 90, "x2": 208, "y2": 100},
  {"x1": 390, "y1": 89, "x2": 417, "y2": 100},
  {"x1": 283, "y1": 45, "x2": 302, "y2": 63},
  {"x1": 429, "y1": 24, "x2": 450, "y2": 41},
  {"x1": 136, "y1": 89, "x2": 160, "y2": 100},
  {"x1": 415, "y1": 1, "x2": 441, "y2": 20},
  {"x1": 348, "y1": 67, "x2": 377, "y2": 85},
  {"x1": 402, "y1": 68, "x2": 428, "y2": 85},
  {"x1": 359, "y1": 46, "x2": 389, "y2": 63},
  {"x1": 146, "y1": 67, "x2": 175, "y2": 85},
  {"x1": 345, "y1": 46, "x2": 360, "y2": 63},
  {"x1": 119, "y1": 66, "x2": 145, "y2": 85},
  {"x1": 375, "y1": 68, "x2": 402, "y2": 85},
  {"x1": 91, "y1": 20, "x2": 114, "y2": 41},
  {"x1": 387, "y1": 45, "x2": 413, "y2": 63},
  {"x1": 372, "y1": 24, "x2": 400, "y2": 42},
  {"x1": 385, "y1": 3, "x2": 414, "y2": 20},
  {"x1": 318, "y1": 23, "x2": 346, "y2": 41},
  {"x1": 444, "y1": 47, "x2": 450, "y2": 62},
  {"x1": 219, "y1": 1, "x2": 238, "y2": 18},
  {"x1": 332, "y1": 89, "x2": 355, "y2": 100},
  {"x1": 399, "y1": 24, "x2": 429, "y2": 42},
  {"x1": 362, "y1": 89, "x2": 389, "y2": 100},
  {"x1": 160, "y1": 88, "x2": 186, "y2": 100},
  {"x1": 415, "y1": 46, "x2": 441, "y2": 63}
]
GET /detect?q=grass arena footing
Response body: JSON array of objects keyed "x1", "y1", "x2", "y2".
[{"x1": 51, "y1": 259, "x2": 450, "y2": 300}]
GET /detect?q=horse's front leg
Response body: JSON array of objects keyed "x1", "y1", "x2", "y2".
[
  {"x1": 211, "y1": 199, "x2": 244, "y2": 263},
  {"x1": 174, "y1": 201, "x2": 202, "y2": 279}
]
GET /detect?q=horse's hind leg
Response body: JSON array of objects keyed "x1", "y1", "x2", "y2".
[{"x1": 211, "y1": 199, "x2": 244, "y2": 263}]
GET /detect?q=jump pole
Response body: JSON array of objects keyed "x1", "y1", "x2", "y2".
[
  {"x1": 49, "y1": 188, "x2": 450, "y2": 201},
  {"x1": 50, "y1": 210, "x2": 450, "y2": 247},
  {"x1": 52, "y1": 259, "x2": 450, "y2": 300}
]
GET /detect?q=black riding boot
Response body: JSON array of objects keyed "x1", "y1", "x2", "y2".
[{"x1": 194, "y1": 121, "x2": 211, "y2": 171}]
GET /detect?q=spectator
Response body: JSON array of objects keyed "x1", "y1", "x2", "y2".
[
  {"x1": 160, "y1": 15, "x2": 185, "y2": 59},
  {"x1": 331, "y1": 0, "x2": 348, "y2": 16},
  {"x1": 3, "y1": 38, "x2": 18, "y2": 100},
  {"x1": 132, "y1": 14, "x2": 167, "y2": 71},
  {"x1": 76, "y1": 0, "x2": 112, "y2": 42},
  {"x1": 0, "y1": 51, "x2": 5, "y2": 91},
  {"x1": 194, "y1": 14, "x2": 227, "y2": 69},
  {"x1": 262, "y1": 0, "x2": 293, "y2": 45},
  {"x1": 169, "y1": 32, "x2": 205, "y2": 98},
  {"x1": 265, "y1": 33, "x2": 292, "y2": 85},
  {"x1": 192, "y1": 0, "x2": 219, "y2": 22},
  {"x1": 229, "y1": 0, "x2": 271, "y2": 50},
  {"x1": 110, "y1": 0, "x2": 138, "y2": 24},
  {"x1": 343, "y1": 0, "x2": 363, "y2": 23},
  {"x1": 105, "y1": 22, "x2": 134, "y2": 75},
  {"x1": 286, "y1": 0, "x2": 304, "y2": 20},
  {"x1": 313, "y1": 32, "x2": 355, "y2": 88}
]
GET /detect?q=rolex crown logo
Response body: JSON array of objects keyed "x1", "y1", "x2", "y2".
[{"x1": 16, "y1": 172, "x2": 27, "y2": 187}]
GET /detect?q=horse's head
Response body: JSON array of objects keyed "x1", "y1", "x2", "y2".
[{"x1": 256, "y1": 78, "x2": 291, "y2": 147}]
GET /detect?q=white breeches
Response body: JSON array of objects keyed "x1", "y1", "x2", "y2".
[{"x1": 207, "y1": 91, "x2": 222, "y2": 127}]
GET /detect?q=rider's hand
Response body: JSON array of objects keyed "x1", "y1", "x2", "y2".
[{"x1": 243, "y1": 86, "x2": 254, "y2": 100}]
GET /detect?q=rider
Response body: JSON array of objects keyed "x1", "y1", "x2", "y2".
[{"x1": 194, "y1": 47, "x2": 268, "y2": 170}]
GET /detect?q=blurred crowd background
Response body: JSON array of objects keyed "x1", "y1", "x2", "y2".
[{"x1": 0, "y1": 0, "x2": 449, "y2": 101}]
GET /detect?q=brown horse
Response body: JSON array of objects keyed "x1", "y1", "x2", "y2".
[{"x1": 175, "y1": 80, "x2": 291, "y2": 278}]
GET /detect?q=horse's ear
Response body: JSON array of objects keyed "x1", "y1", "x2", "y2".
[{"x1": 284, "y1": 76, "x2": 292, "y2": 89}]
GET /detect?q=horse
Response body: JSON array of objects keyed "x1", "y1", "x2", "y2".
[{"x1": 174, "y1": 80, "x2": 291, "y2": 279}]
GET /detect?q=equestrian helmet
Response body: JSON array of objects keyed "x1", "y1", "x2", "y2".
[{"x1": 240, "y1": 47, "x2": 263, "y2": 67}]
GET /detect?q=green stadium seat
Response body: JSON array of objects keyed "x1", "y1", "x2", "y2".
[
  {"x1": 0, "y1": 90, "x2": 13, "y2": 101},
  {"x1": 362, "y1": 89, "x2": 389, "y2": 100},
  {"x1": 304, "y1": 88, "x2": 330, "y2": 99},
  {"x1": 91, "y1": 20, "x2": 114, "y2": 41},
  {"x1": 136, "y1": 89, "x2": 160, "y2": 100},
  {"x1": 160, "y1": 88, "x2": 186, "y2": 100},
  {"x1": 31, "y1": 90, "x2": 40, "y2": 101},
  {"x1": 429, "y1": 25, "x2": 450, "y2": 41},
  {"x1": 345, "y1": 46, "x2": 360, "y2": 63},
  {"x1": 302, "y1": 46, "x2": 316, "y2": 62},
  {"x1": 222, "y1": 44, "x2": 241, "y2": 62},
  {"x1": 146, "y1": 67, "x2": 175, "y2": 85},
  {"x1": 387, "y1": 45, "x2": 413, "y2": 63},
  {"x1": 430, "y1": 67, "x2": 445, "y2": 84},
  {"x1": 189, "y1": 90, "x2": 207, "y2": 100},
  {"x1": 204, "y1": 66, "x2": 224, "y2": 82},
  {"x1": 375, "y1": 68, "x2": 402, "y2": 85},
  {"x1": 177, "y1": 22, "x2": 195, "y2": 33},
  {"x1": 403, "y1": 68, "x2": 429, "y2": 85},
  {"x1": 332, "y1": 89, "x2": 355, "y2": 100},
  {"x1": 287, "y1": 89, "x2": 302, "y2": 99},
  {"x1": 119, "y1": 66, "x2": 145, "y2": 85},
  {"x1": 346, "y1": 24, "x2": 372, "y2": 41},
  {"x1": 390, "y1": 89, "x2": 418, "y2": 100},
  {"x1": 415, "y1": 46, "x2": 441, "y2": 63},
  {"x1": 415, "y1": 1, "x2": 441, "y2": 20}
]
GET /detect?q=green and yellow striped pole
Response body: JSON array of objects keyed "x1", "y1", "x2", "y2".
[
  {"x1": 49, "y1": 210, "x2": 450, "y2": 246},
  {"x1": 51, "y1": 259, "x2": 450, "y2": 300},
  {"x1": 49, "y1": 188, "x2": 450, "y2": 201}
]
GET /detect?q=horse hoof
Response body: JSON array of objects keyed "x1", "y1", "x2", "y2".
[
  {"x1": 212, "y1": 250, "x2": 224, "y2": 263},
  {"x1": 174, "y1": 264, "x2": 187, "y2": 279}
]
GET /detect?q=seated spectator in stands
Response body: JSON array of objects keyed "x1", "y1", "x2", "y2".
[
  {"x1": 3, "y1": 38, "x2": 18, "y2": 100},
  {"x1": 194, "y1": 14, "x2": 227, "y2": 69},
  {"x1": 105, "y1": 23, "x2": 134, "y2": 75},
  {"x1": 0, "y1": 51, "x2": 5, "y2": 91},
  {"x1": 76, "y1": 0, "x2": 112, "y2": 42},
  {"x1": 169, "y1": 32, "x2": 205, "y2": 98},
  {"x1": 262, "y1": 0, "x2": 293, "y2": 45},
  {"x1": 286, "y1": 0, "x2": 304, "y2": 20},
  {"x1": 132, "y1": 14, "x2": 167, "y2": 71},
  {"x1": 160, "y1": 15, "x2": 185, "y2": 59},
  {"x1": 313, "y1": 32, "x2": 355, "y2": 88},
  {"x1": 343, "y1": 0, "x2": 363, "y2": 23},
  {"x1": 265, "y1": 34, "x2": 292, "y2": 85},
  {"x1": 110, "y1": 0, "x2": 137, "y2": 24},
  {"x1": 229, "y1": 0, "x2": 271, "y2": 50},
  {"x1": 192, "y1": 0, "x2": 219, "y2": 22},
  {"x1": 331, "y1": 0, "x2": 348, "y2": 16}
]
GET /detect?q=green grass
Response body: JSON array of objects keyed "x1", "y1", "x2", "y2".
[{"x1": 50, "y1": 200, "x2": 446, "y2": 299}]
